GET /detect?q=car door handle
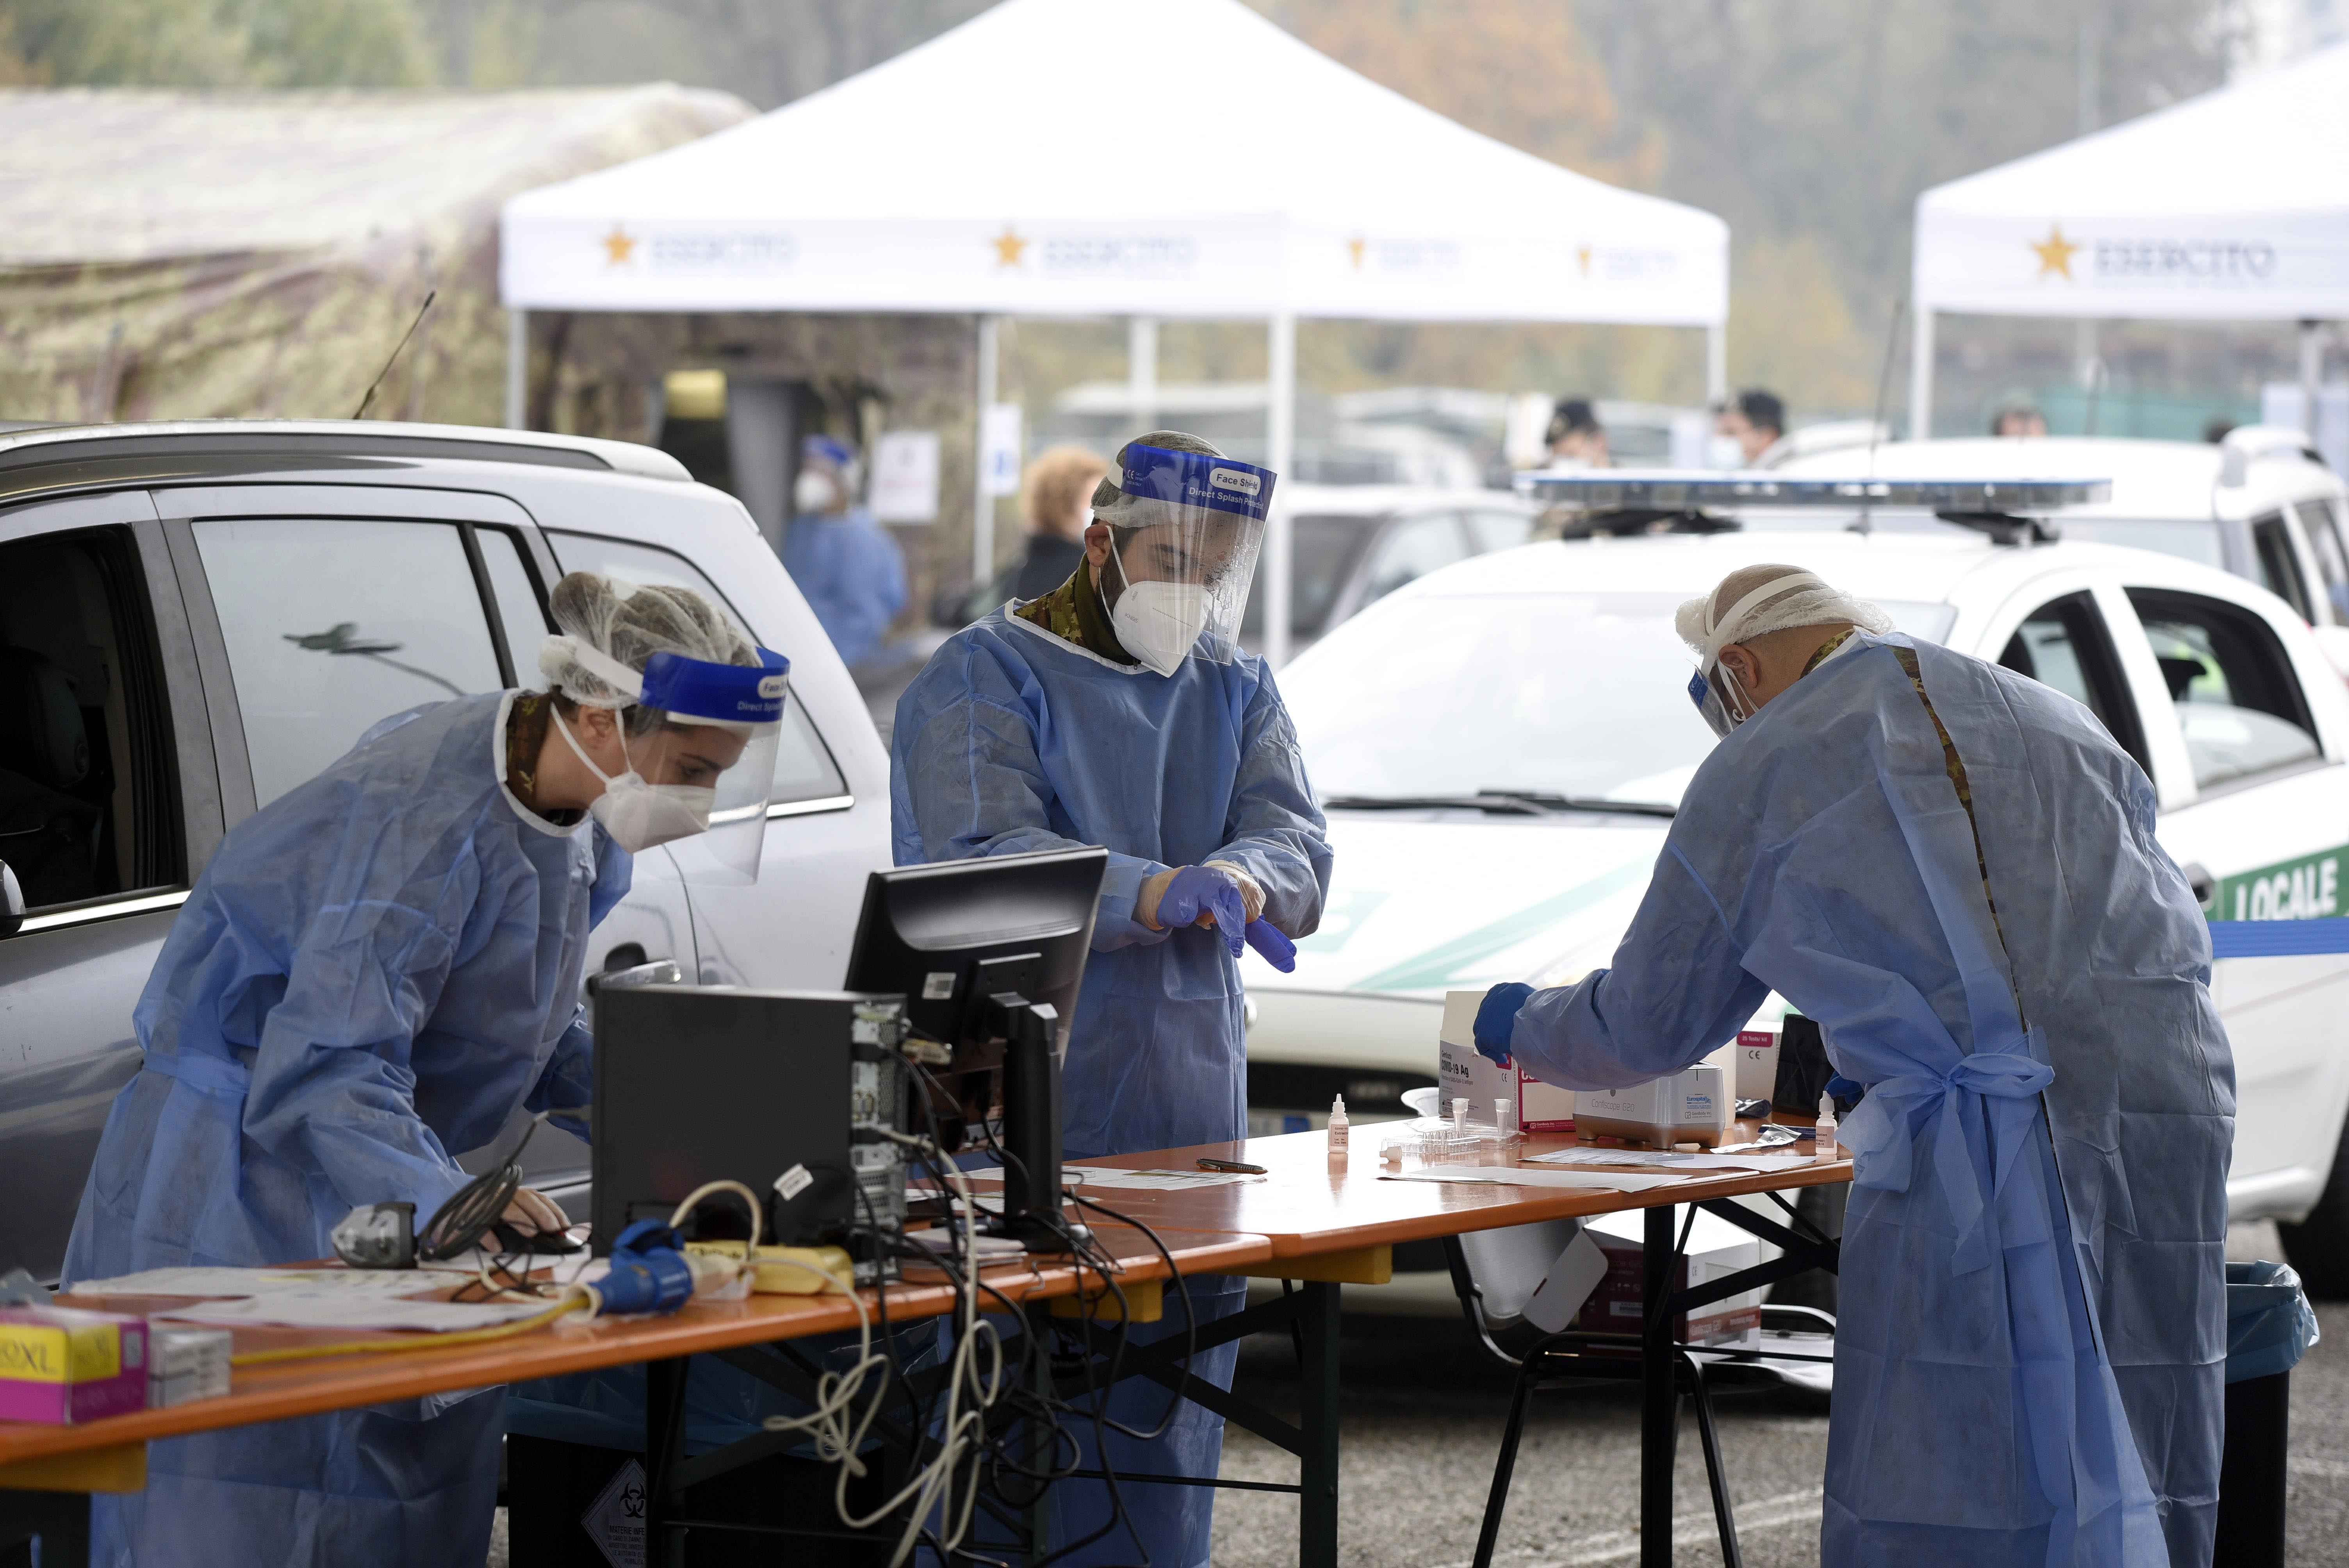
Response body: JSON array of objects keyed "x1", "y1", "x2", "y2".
[
  {"x1": 2183, "y1": 862, "x2": 2216, "y2": 911},
  {"x1": 586, "y1": 958, "x2": 685, "y2": 996}
]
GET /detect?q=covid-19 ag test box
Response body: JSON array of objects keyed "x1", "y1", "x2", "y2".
[{"x1": 1439, "y1": 989, "x2": 1576, "y2": 1132}]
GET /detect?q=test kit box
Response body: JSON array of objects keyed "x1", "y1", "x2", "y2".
[
  {"x1": 1733, "y1": 1025, "x2": 1781, "y2": 1101},
  {"x1": 0, "y1": 1305, "x2": 148, "y2": 1424},
  {"x1": 1576, "y1": 1063, "x2": 1730, "y2": 1147},
  {"x1": 1439, "y1": 989, "x2": 1575, "y2": 1132},
  {"x1": 1576, "y1": 1208, "x2": 1764, "y2": 1349}
]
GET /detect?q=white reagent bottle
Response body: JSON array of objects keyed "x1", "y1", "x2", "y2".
[
  {"x1": 1328, "y1": 1094, "x2": 1350, "y2": 1166},
  {"x1": 1815, "y1": 1091, "x2": 1841, "y2": 1163}
]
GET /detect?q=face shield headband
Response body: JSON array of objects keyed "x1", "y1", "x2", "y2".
[
  {"x1": 1099, "y1": 444, "x2": 1275, "y2": 667},
  {"x1": 539, "y1": 636, "x2": 789, "y2": 883}
]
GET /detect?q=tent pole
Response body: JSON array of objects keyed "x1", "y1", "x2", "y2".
[
  {"x1": 1705, "y1": 323, "x2": 1727, "y2": 408},
  {"x1": 505, "y1": 308, "x2": 528, "y2": 430},
  {"x1": 2301, "y1": 320, "x2": 2323, "y2": 441},
  {"x1": 1129, "y1": 317, "x2": 1158, "y2": 434},
  {"x1": 1265, "y1": 312, "x2": 1297, "y2": 671},
  {"x1": 1909, "y1": 308, "x2": 1936, "y2": 441},
  {"x1": 974, "y1": 314, "x2": 1000, "y2": 588}
]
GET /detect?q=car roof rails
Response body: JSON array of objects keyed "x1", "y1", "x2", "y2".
[{"x1": 1515, "y1": 469, "x2": 2111, "y2": 546}]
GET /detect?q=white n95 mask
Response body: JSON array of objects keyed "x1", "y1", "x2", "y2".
[
  {"x1": 1108, "y1": 545, "x2": 1210, "y2": 677},
  {"x1": 554, "y1": 709, "x2": 716, "y2": 852}
]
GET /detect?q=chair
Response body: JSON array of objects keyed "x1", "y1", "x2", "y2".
[{"x1": 1445, "y1": 1219, "x2": 1749, "y2": 1568}]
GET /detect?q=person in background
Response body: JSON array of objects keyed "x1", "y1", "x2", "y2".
[
  {"x1": 1713, "y1": 388, "x2": 1786, "y2": 467},
  {"x1": 1545, "y1": 397, "x2": 1611, "y2": 467},
  {"x1": 1474, "y1": 564, "x2": 2230, "y2": 1568},
  {"x1": 993, "y1": 444, "x2": 1109, "y2": 603},
  {"x1": 61, "y1": 574, "x2": 782, "y2": 1566},
  {"x1": 783, "y1": 433, "x2": 908, "y2": 669},
  {"x1": 1991, "y1": 403, "x2": 2049, "y2": 437},
  {"x1": 892, "y1": 430, "x2": 1331, "y2": 1568}
]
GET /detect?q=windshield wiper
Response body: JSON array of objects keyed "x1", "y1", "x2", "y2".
[{"x1": 1320, "y1": 791, "x2": 1675, "y2": 820}]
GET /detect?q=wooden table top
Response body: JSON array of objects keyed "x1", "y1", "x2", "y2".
[
  {"x1": 1, "y1": 1224, "x2": 1271, "y2": 1468},
  {"x1": 1035, "y1": 1121, "x2": 1852, "y2": 1259}
]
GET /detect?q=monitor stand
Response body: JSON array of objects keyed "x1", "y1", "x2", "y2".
[{"x1": 987, "y1": 994, "x2": 1086, "y2": 1252}]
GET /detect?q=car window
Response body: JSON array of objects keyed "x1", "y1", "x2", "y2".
[
  {"x1": 1285, "y1": 589, "x2": 1958, "y2": 809},
  {"x1": 2126, "y1": 588, "x2": 2321, "y2": 791},
  {"x1": 1463, "y1": 510, "x2": 1534, "y2": 554},
  {"x1": 194, "y1": 518, "x2": 504, "y2": 809},
  {"x1": 1361, "y1": 513, "x2": 1469, "y2": 607},
  {"x1": 2250, "y1": 512, "x2": 2315, "y2": 622},
  {"x1": 2296, "y1": 499, "x2": 2349, "y2": 625},
  {"x1": 1240, "y1": 514, "x2": 1376, "y2": 641},
  {"x1": 1995, "y1": 592, "x2": 2149, "y2": 772},
  {"x1": 547, "y1": 531, "x2": 848, "y2": 806},
  {"x1": 0, "y1": 528, "x2": 180, "y2": 908}
]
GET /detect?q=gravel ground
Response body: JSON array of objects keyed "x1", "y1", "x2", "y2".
[{"x1": 488, "y1": 1222, "x2": 2344, "y2": 1566}]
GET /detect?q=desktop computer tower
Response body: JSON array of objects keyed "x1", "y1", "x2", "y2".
[{"x1": 592, "y1": 986, "x2": 911, "y2": 1283}]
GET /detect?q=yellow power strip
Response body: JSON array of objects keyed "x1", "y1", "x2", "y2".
[{"x1": 683, "y1": 1241, "x2": 855, "y2": 1295}]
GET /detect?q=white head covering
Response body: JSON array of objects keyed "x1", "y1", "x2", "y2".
[{"x1": 1674, "y1": 566, "x2": 1894, "y2": 672}]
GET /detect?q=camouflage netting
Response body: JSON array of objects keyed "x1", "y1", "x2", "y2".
[
  {"x1": 0, "y1": 87, "x2": 991, "y2": 641},
  {"x1": 0, "y1": 85, "x2": 755, "y2": 425}
]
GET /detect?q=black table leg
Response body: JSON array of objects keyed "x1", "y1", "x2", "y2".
[
  {"x1": 0, "y1": 1489, "x2": 89, "y2": 1568},
  {"x1": 1297, "y1": 1280, "x2": 1342, "y2": 1568},
  {"x1": 1642, "y1": 1204, "x2": 1677, "y2": 1568},
  {"x1": 644, "y1": 1355, "x2": 690, "y2": 1568}
]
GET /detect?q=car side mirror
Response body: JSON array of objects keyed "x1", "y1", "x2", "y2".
[
  {"x1": 586, "y1": 958, "x2": 685, "y2": 997},
  {"x1": 0, "y1": 859, "x2": 22, "y2": 939}
]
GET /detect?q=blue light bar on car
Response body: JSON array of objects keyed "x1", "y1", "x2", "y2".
[{"x1": 1513, "y1": 470, "x2": 2112, "y2": 512}]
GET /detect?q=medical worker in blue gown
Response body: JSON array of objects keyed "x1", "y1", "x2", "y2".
[
  {"x1": 62, "y1": 572, "x2": 786, "y2": 1567},
  {"x1": 892, "y1": 432, "x2": 1334, "y2": 1568},
  {"x1": 1474, "y1": 565, "x2": 2232, "y2": 1568},
  {"x1": 784, "y1": 433, "x2": 907, "y2": 670}
]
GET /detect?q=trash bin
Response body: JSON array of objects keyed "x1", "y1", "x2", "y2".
[{"x1": 2214, "y1": 1260, "x2": 2321, "y2": 1568}]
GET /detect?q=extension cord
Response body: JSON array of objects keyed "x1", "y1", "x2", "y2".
[{"x1": 683, "y1": 1240, "x2": 855, "y2": 1294}]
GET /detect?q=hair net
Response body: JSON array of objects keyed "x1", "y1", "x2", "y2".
[
  {"x1": 538, "y1": 572, "x2": 758, "y2": 722},
  {"x1": 1089, "y1": 429, "x2": 1224, "y2": 529},
  {"x1": 1675, "y1": 565, "x2": 1893, "y2": 669}
]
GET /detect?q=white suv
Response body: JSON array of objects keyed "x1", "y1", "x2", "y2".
[{"x1": 0, "y1": 421, "x2": 891, "y2": 1282}]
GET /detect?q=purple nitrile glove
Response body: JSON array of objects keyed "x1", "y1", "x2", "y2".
[
  {"x1": 1158, "y1": 864, "x2": 1247, "y2": 957},
  {"x1": 1474, "y1": 982, "x2": 1535, "y2": 1067},
  {"x1": 1244, "y1": 919, "x2": 1297, "y2": 972}
]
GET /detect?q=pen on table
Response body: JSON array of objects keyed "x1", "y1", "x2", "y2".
[{"x1": 1198, "y1": 1157, "x2": 1267, "y2": 1174}]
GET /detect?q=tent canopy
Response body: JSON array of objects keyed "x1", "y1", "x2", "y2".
[
  {"x1": 501, "y1": 0, "x2": 1725, "y2": 326},
  {"x1": 1913, "y1": 43, "x2": 2349, "y2": 323}
]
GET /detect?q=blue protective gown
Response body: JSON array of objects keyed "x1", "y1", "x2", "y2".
[
  {"x1": 784, "y1": 506, "x2": 908, "y2": 668},
  {"x1": 891, "y1": 608, "x2": 1332, "y2": 1568},
  {"x1": 62, "y1": 692, "x2": 629, "y2": 1568},
  {"x1": 1505, "y1": 634, "x2": 2230, "y2": 1568}
]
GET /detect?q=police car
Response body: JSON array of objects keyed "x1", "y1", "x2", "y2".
[{"x1": 1248, "y1": 476, "x2": 2349, "y2": 1291}]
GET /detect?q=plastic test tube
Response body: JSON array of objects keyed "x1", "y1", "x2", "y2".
[{"x1": 1496, "y1": 1097, "x2": 1518, "y2": 1140}]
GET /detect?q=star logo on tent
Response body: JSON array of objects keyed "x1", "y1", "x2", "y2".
[
  {"x1": 602, "y1": 225, "x2": 637, "y2": 267},
  {"x1": 991, "y1": 226, "x2": 1028, "y2": 267},
  {"x1": 2030, "y1": 224, "x2": 2080, "y2": 280},
  {"x1": 1346, "y1": 237, "x2": 1366, "y2": 269}
]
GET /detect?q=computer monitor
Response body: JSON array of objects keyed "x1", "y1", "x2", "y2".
[{"x1": 843, "y1": 846, "x2": 1106, "y2": 1245}]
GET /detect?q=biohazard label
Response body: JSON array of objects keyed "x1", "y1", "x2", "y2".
[{"x1": 580, "y1": 1457, "x2": 648, "y2": 1568}]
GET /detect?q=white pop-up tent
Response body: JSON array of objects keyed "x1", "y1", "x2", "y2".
[
  {"x1": 1909, "y1": 42, "x2": 2349, "y2": 438},
  {"x1": 502, "y1": 0, "x2": 1729, "y2": 664}
]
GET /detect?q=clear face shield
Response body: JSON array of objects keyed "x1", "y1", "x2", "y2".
[
  {"x1": 1097, "y1": 444, "x2": 1274, "y2": 674},
  {"x1": 542, "y1": 638, "x2": 789, "y2": 884}
]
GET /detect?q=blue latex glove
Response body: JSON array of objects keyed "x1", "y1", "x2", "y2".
[
  {"x1": 1474, "y1": 982, "x2": 1535, "y2": 1066},
  {"x1": 1244, "y1": 919, "x2": 1297, "y2": 972},
  {"x1": 1158, "y1": 864, "x2": 1248, "y2": 957}
]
